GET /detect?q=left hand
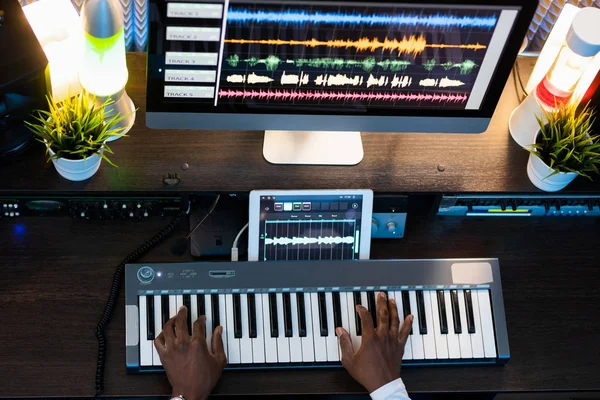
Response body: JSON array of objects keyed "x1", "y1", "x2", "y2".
[{"x1": 154, "y1": 306, "x2": 227, "y2": 400}]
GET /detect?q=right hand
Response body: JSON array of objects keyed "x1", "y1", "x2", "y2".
[
  {"x1": 336, "y1": 292, "x2": 413, "y2": 393},
  {"x1": 154, "y1": 306, "x2": 227, "y2": 400}
]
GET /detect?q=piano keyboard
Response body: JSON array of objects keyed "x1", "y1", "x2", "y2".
[{"x1": 125, "y1": 259, "x2": 509, "y2": 372}]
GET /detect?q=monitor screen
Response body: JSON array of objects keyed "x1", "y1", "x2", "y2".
[{"x1": 146, "y1": 0, "x2": 536, "y2": 132}]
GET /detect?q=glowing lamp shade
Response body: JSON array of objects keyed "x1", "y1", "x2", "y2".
[
  {"x1": 509, "y1": 7, "x2": 600, "y2": 148},
  {"x1": 79, "y1": 0, "x2": 136, "y2": 139}
]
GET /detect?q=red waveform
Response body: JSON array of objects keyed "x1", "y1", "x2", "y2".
[
  {"x1": 224, "y1": 36, "x2": 486, "y2": 56},
  {"x1": 218, "y1": 89, "x2": 468, "y2": 103}
]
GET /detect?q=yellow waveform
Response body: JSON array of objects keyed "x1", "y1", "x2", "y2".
[
  {"x1": 225, "y1": 35, "x2": 486, "y2": 55},
  {"x1": 281, "y1": 71, "x2": 309, "y2": 86},
  {"x1": 226, "y1": 74, "x2": 245, "y2": 83},
  {"x1": 439, "y1": 76, "x2": 465, "y2": 88},
  {"x1": 247, "y1": 72, "x2": 274, "y2": 84},
  {"x1": 419, "y1": 78, "x2": 438, "y2": 87},
  {"x1": 390, "y1": 75, "x2": 412, "y2": 88},
  {"x1": 315, "y1": 73, "x2": 362, "y2": 87},
  {"x1": 367, "y1": 74, "x2": 387, "y2": 88}
]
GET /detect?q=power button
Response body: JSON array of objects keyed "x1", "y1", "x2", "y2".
[{"x1": 137, "y1": 266, "x2": 155, "y2": 283}]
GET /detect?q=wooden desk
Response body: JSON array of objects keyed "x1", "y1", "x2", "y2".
[{"x1": 0, "y1": 53, "x2": 598, "y2": 194}]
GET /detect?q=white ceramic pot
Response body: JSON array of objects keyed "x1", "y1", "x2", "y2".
[
  {"x1": 47, "y1": 144, "x2": 103, "y2": 181},
  {"x1": 527, "y1": 151, "x2": 577, "y2": 192}
]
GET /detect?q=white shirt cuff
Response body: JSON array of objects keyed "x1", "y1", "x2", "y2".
[{"x1": 369, "y1": 378, "x2": 410, "y2": 400}]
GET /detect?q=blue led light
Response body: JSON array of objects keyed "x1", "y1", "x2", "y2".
[
  {"x1": 13, "y1": 223, "x2": 26, "y2": 237},
  {"x1": 227, "y1": 9, "x2": 498, "y2": 29}
]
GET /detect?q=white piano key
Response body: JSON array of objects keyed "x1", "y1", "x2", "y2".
[
  {"x1": 477, "y1": 290, "x2": 497, "y2": 358},
  {"x1": 392, "y1": 291, "x2": 412, "y2": 360},
  {"x1": 301, "y1": 293, "x2": 315, "y2": 362},
  {"x1": 225, "y1": 294, "x2": 240, "y2": 363},
  {"x1": 325, "y1": 292, "x2": 340, "y2": 362},
  {"x1": 429, "y1": 291, "x2": 448, "y2": 359},
  {"x1": 276, "y1": 293, "x2": 290, "y2": 362},
  {"x1": 444, "y1": 290, "x2": 461, "y2": 359},
  {"x1": 470, "y1": 290, "x2": 485, "y2": 358},
  {"x1": 346, "y1": 292, "x2": 361, "y2": 354},
  {"x1": 262, "y1": 293, "x2": 278, "y2": 363},
  {"x1": 138, "y1": 296, "x2": 153, "y2": 366},
  {"x1": 360, "y1": 291, "x2": 369, "y2": 312},
  {"x1": 153, "y1": 295, "x2": 162, "y2": 366},
  {"x1": 169, "y1": 295, "x2": 177, "y2": 318},
  {"x1": 176, "y1": 295, "x2": 183, "y2": 313},
  {"x1": 422, "y1": 291, "x2": 438, "y2": 359},
  {"x1": 204, "y1": 295, "x2": 213, "y2": 351},
  {"x1": 190, "y1": 295, "x2": 198, "y2": 334},
  {"x1": 218, "y1": 294, "x2": 228, "y2": 361},
  {"x1": 339, "y1": 292, "x2": 351, "y2": 359},
  {"x1": 289, "y1": 293, "x2": 303, "y2": 362},
  {"x1": 240, "y1": 294, "x2": 253, "y2": 363},
  {"x1": 408, "y1": 291, "x2": 425, "y2": 359},
  {"x1": 457, "y1": 290, "x2": 473, "y2": 359},
  {"x1": 311, "y1": 292, "x2": 327, "y2": 362},
  {"x1": 252, "y1": 294, "x2": 266, "y2": 363}
]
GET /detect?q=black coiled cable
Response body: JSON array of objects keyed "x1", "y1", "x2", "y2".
[{"x1": 94, "y1": 211, "x2": 187, "y2": 398}]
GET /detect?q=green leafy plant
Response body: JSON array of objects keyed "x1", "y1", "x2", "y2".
[
  {"x1": 25, "y1": 91, "x2": 128, "y2": 166},
  {"x1": 528, "y1": 101, "x2": 600, "y2": 180}
]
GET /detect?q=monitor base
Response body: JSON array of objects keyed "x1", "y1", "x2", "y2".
[{"x1": 263, "y1": 130, "x2": 363, "y2": 165}]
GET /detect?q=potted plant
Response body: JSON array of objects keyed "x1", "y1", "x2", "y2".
[
  {"x1": 25, "y1": 92, "x2": 127, "y2": 181},
  {"x1": 526, "y1": 102, "x2": 600, "y2": 192}
]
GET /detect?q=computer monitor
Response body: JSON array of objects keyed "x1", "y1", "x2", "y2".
[{"x1": 146, "y1": 0, "x2": 537, "y2": 164}]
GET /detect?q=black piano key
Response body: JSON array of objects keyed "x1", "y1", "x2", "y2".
[
  {"x1": 283, "y1": 293, "x2": 293, "y2": 337},
  {"x1": 318, "y1": 292, "x2": 328, "y2": 336},
  {"x1": 161, "y1": 295, "x2": 170, "y2": 327},
  {"x1": 437, "y1": 290, "x2": 449, "y2": 334},
  {"x1": 211, "y1": 294, "x2": 220, "y2": 328},
  {"x1": 464, "y1": 290, "x2": 476, "y2": 334},
  {"x1": 183, "y1": 295, "x2": 192, "y2": 336},
  {"x1": 233, "y1": 294, "x2": 242, "y2": 339},
  {"x1": 248, "y1": 293, "x2": 257, "y2": 338},
  {"x1": 197, "y1": 294, "x2": 206, "y2": 336},
  {"x1": 269, "y1": 293, "x2": 278, "y2": 337},
  {"x1": 146, "y1": 296, "x2": 155, "y2": 340},
  {"x1": 332, "y1": 292, "x2": 343, "y2": 334},
  {"x1": 353, "y1": 292, "x2": 362, "y2": 336},
  {"x1": 367, "y1": 291, "x2": 377, "y2": 328},
  {"x1": 401, "y1": 291, "x2": 412, "y2": 335},
  {"x1": 416, "y1": 290, "x2": 427, "y2": 335},
  {"x1": 450, "y1": 290, "x2": 462, "y2": 334},
  {"x1": 297, "y1": 293, "x2": 307, "y2": 337}
]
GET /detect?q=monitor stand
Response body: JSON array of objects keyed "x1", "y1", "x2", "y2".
[{"x1": 263, "y1": 130, "x2": 363, "y2": 165}]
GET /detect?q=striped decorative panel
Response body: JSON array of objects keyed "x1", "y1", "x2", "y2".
[{"x1": 18, "y1": 0, "x2": 600, "y2": 52}]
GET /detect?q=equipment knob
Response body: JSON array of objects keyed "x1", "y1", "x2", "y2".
[
  {"x1": 137, "y1": 266, "x2": 155, "y2": 283},
  {"x1": 371, "y1": 218, "x2": 379, "y2": 235},
  {"x1": 386, "y1": 221, "x2": 397, "y2": 234}
]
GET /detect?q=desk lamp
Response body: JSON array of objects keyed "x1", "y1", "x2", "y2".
[
  {"x1": 509, "y1": 7, "x2": 600, "y2": 148},
  {"x1": 79, "y1": 0, "x2": 135, "y2": 141}
]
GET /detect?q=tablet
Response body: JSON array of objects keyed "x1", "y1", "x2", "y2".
[{"x1": 248, "y1": 189, "x2": 373, "y2": 261}]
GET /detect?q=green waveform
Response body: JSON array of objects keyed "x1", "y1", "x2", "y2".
[
  {"x1": 226, "y1": 55, "x2": 411, "y2": 72},
  {"x1": 423, "y1": 59, "x2": 478, "y2": 74}
]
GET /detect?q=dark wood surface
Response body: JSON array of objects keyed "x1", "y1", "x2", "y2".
[
  {"x1": 1, "y1": 54, "x2": 599, "y2": 194},
  {"x1": 1, "y1": 208, "x2": 599, "y2": 398}
]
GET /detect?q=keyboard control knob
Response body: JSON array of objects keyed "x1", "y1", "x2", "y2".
[
  {"x1": 137, "y1": 266, "x2": 155, "y2": 283},
  {"x1": 386, "y1": 221, "x2": 397, "y2": 234}
]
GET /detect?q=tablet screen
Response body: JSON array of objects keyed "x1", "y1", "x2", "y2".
[{"x1": 258, "y1": 194, "x2": 364, "y2": 261}]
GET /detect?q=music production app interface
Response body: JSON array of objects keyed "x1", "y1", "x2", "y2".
[
  {"x1": 154, "y1": 0, "x2": 518, "y2": 113},
  {"x1": 258, "y1": 195, "x2": 363, "y2": 262}
]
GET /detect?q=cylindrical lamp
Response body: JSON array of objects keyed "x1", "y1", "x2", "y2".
[
  {"x1": 509, "y1": 7, "x2": 600, "y2": 148},
  {"x1": 79, "y1": 0, "x2": 135, "y2": 140}
]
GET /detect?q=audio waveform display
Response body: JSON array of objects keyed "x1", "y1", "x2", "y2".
[
  {"x1": 226, "y1": 72, "x2": 274, "y2": 84},
  {"x1": 315, "y1": 74, "x2": 363, "y2": 87},
  {"x1": 281, "y1": 71, "x2": 309, "y2": 85},
  {"x1": 419, "y1": 77, "x2": 466, "y2": 88},
  {"x1": 265, "y1": 236, "x2": 355, "y2": 246},
  {"x1": 225, "y1": 55, "x2": 412, "y2": 72},
  {"x1": 219, "y1": 89, "x2": 468, "y2": 103},
  {"x1": 225, "y1": 36, "x2": 487, "y2": 56},
  {"x1": 227, "y1": 8, "x2": 498, "y2": 29},
  {"x1": 423, "y1": 59, "x2": 478, "y2": 74},
  {"x1": 391, "y1": 75, "x2": 412, "y2": 88}
]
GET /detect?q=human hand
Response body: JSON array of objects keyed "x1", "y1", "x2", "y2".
[
  {"x1": 154, "y1": 306, "x2": 227, "y2": 400},
  {"x1": 336, "y1": 292, "x2": 413, "y2": 393}
]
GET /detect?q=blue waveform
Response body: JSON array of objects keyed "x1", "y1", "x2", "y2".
[{"x1": 227, "y1": 8, "x2": 498, "y2": 29}]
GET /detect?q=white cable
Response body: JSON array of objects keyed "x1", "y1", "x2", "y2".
[{"x1": 231, "y1": 222, "x2": 249, "y2": 261}]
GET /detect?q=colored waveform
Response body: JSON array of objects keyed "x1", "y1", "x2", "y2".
[
  {"x1": 226, "y1": 54, "x2": 411, "y2": 72},
  {"x1": 419, "y1": 78, "x2": 438, "y2": 87},
  {"x1": 226, "y1": 73, "x2": 274, "y2": 84},
  {"x1": 219, "y1": 89, "x2": 468, "y2": 103},
  {"x1": 439, "y1": 76, "x2": 465, "y2": 88},
  {"x1": 423, "y1": 59, "x2": 478, "y2": 74},
  {"x1": 366, "y1": 74, "x2": 387, "y2": 88},
  {"x1": 390, "y1": 75, "x2": 412, "y2": 88},
  {"x1": 281, "y1": 71, "x2": 309, "y2": 86},
  {"x1": 227, "y1": 8, "x2": 498, "y2": 29},
  {"x1": 224, "y1": 36, "x2": 487, "y2": 56},
  {"x1": 315, "y1": 73, "x2": 362, "y2": 87},
  {"x1": 265, "y1": 236, "x2": 355, "y2": 246}
]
